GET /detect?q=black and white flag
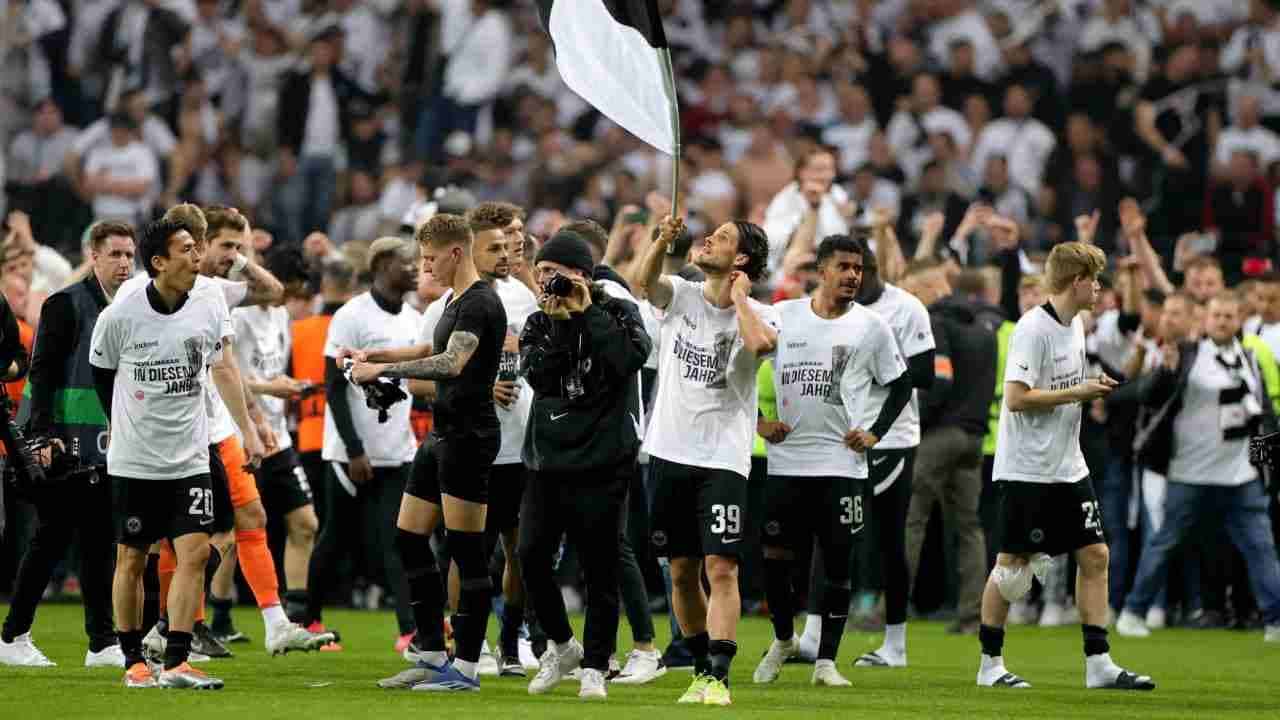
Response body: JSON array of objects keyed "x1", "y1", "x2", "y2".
[{"x1": 537, "y1": 0, "x2": 677, "y2": 155}]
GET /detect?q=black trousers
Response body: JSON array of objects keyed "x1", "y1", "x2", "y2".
[
  {"x1": 307, "y1": 462, "x2": 413, "y2": 634},
  {"x1": 519, "y1": 464, "x2": 628, "y2": 671},
  {"x1": 2, "y1": 474, "x2": 115, "y2": 648},
  {"x1": 618, "y1": 464, "x2": 655, "y2": 645}
]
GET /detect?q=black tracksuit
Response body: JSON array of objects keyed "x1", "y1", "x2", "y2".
[
  {"x1": 517, "y1": 287, "x2": 652, "y2": 670},
  {"x1": 920, "y1": 297, "x2": 998, "y2": 435}
]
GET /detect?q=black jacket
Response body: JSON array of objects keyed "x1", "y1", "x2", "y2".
[
  {"x1": 520, "y1": 288, "x2": 652, "y2": 473},
  {"x1": 920, "y1": 297, "x2": 997, "y2": 435},
  {"x1": 277, "y1": 68, "x2": 380, "y2": 156},
  {"x1": 1134, "y1": 340, "x2": 1276, "y2": 476}
]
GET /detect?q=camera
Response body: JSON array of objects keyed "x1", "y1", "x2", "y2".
[
  {"x1": 1249, "y1": 431, "x2": 1280, "y2": 473},
  {"x1": 545, "y1": 274, "x2": 574, "y2": 298},
  {"x1": 0, "y1": 397, "x2": 98, "y2": 497}
]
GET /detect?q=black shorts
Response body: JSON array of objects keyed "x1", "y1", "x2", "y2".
[
  {"x1": 255, "y1": 448, "x2": 314, "y2": 516},
  {"x1": 404, "y1": 433, "x2": 500, "y2": 505},
  {"x1": 996, "y1": 478, "x2": 1106, "y2": 557},
  {"x1": 761, "y1": 475, "x2": 867, "y2": 554},
  {"x1": 649, "y1": 458, "x2": 748, "y2": 559},
  {"x1": 487, "y1": 463, "x2": 526, "y2": 536},
  {"x1": 207, "y1": 445, "x2": 235, "y2": 534},
  {"x1": 113, "y1": 474, "x2": 216, "y2": 548}
]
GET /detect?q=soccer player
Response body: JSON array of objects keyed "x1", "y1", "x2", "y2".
[
  {"x1": 91, "y1": 219, "x2": 243, "y2": 689},
  {"x1": 352, "y1": 213, "x2": 506, "y2": 691},
  {"x1": 752, "y1": 234, "x2": 911, "y2": 687},
  {"x1": 637, "y1": 215, "x2": 779, "y2": 707},
  {"x1": 231, "y1": 247, "x2": 320, "y2": 639},
  {"x1": 126, "y1": 205, "x2": 331, "y2": 657},
  {"x1": 978, "y1": 242, "x2": 1154, "y2": 690}
]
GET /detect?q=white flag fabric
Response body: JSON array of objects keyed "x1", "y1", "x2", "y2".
[{"x1": 538, "y1": 0, "x2": 677, "y2": 155}]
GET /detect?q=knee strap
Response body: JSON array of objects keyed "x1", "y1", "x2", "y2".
[{"x1": 992, "y1": 563, "x2": 1033, "y2": 602}]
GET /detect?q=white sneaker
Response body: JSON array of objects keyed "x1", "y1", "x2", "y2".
[
  {"x1": 0, "y1": 633, "x2": 55, "y2": 666},
  {"x1": 612, "y1": 648, "x2": 666, "y2": 685},
  {"x1": 517, "y1": 637, "x2": 540, "y2": 670},
  {"x1": 85, "y1": 644, "x2": 125, "y2": 668},
  {"x1": 853, "y1": 646, "x2": 907, "y2": 668},
  {"x1": 1085, "y1": 653, "x2": 1156, "y2": 690},
  {"x1": 1115, "y1": 610, "x2": 1151, "y2": 638},
  {"x1": 265, "y1": 621, "x2": 337, "y2": 656},
  {"x1": 753, "y1": 636, "x2": 798, "y2": 684},
  {"x1": 812, "y1": 659, "x2": 851, "y2": 687},
  {"x1": 1145, "y1": 607, "x2": 1167, "y2": 630},
  {"x1": 578, "y1": 668, "x2": 607, "y2": 700},
  {"x1": 977, "y1": 656, "x2": 1031, "y2": 688},
  {"x1": 528, "y1": 639, "x2": 583, "y2": 695},
  {"x1": 478, "y1": 640, "x2": 500, "y2": 677},
  {"x1": 1007, "y1": 600, "x2": 1037, "y2": 625},
  {"x1": 1264, "y1": 625, "x2": 1280, "y2": 643}
]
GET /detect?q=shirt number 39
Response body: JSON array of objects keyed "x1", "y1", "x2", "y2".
[{"x1": 710, "y1": 504, "x2": 741, "y2": 535}]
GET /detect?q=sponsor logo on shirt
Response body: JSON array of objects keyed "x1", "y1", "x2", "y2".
[{"x1": 132, "y1": 340, "x2": 160, "y2": 351}]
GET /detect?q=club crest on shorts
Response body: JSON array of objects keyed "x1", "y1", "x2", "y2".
[
  {"x1": 765, "y1": 520, "x2": 781, "y2": 536},
  {"x1": 126, "y1": 516, "x2": 142, "y2": 534},
  {"x1": 651, "y1": 530, "x2": 667, "y2": 547},
  {"x1": 1030, "y1": 528, "x2": 1044, "y2": 543}
]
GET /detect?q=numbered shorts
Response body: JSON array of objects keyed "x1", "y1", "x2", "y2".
[
  {"x1": 113, "y1": 474, "x2": 216, "y2": 549},
  {"x1": 995, "y1": 477, "x2": 1106, "y2": 557},
  {"x1": 761, "y1": 475, "x2": 868, "y2": 556},
  {"x1": 649, "y1": 458, "x2": 747, "y2": 559},
  {"x1": 255, "y1": 447, "x2": 314, "y2": 516},
  {"x1": 405, "y1": 432, "x2": 500, "y2": 505}
]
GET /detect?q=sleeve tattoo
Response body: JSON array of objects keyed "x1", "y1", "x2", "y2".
[{"x1": 381, "y1": 331, "x2": 479, "y2": 381}]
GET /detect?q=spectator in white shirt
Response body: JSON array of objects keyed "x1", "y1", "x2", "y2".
[
  {"x1": 1219, "y1": 1, "x2": 1280, "y2": 122},
  {"x1": 887, "y1": 73, "x2": 973, "y2": 183},
  {"x1": 1216, "y1": 94, "x2": 1280, "y2": 176},
  {"x1": 1078, "y1": 0, "x2": 1164, "y2": 82},
  {"x1": 822, "y1": 82, "x2": 878, "y2": 176},
  {"x1": 414, "y1": 0, "x2": 512, "y2": 163},
  {"x1": 762, "y1": 147, "x2": 853, "y2": 275},
  {"x1": 7, "y1": 97, "x2": 78, "y2": 187},
  {"x1": 969, "y1": 84, "x2": 1057, "y2": 196},
  {"x1": 81, "y1": 113, "x2": 160, "y2": 226},
  {"x1": 65, "y1": 87, "x2": 176, "y2": 192},
  {"x1": 927, "y1": 1, "x2": 1005, "y2": 82}
]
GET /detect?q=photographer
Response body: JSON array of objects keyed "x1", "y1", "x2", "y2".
[
  {"x1": 518, "y1": 231, "x2": 652, "y2": 700},
  {"x1": 0, "y1": 222, "x2": 131, "y2": 668}
]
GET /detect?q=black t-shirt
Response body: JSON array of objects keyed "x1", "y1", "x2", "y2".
[{"x1": 432, "y1": 281, "x2": 506, "y2": 437}]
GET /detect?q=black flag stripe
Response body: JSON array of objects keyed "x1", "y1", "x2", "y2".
[{"x1": 537, "y1": 0, "x2": 667, "y2": 49}]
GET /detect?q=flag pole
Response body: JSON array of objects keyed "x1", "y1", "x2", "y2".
[{"x1": 660, "y1": 46, "x2": 682, "y2": 253}]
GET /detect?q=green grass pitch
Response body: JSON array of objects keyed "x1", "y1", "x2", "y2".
[{"x1": 1, "y1": 604, "x2": 1276, "y2": 719}]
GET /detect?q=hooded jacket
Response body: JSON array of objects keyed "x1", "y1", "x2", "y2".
[{"x1": 520, "y1": 283, "x2": 652, "y2": 473}]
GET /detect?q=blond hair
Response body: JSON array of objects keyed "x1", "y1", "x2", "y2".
[
  {"x1": 1045, "y1": 242, "x2": 1106, "y2": 294},
  {"x1": 162, "y1": 203, "x2": 208, "y2": 244},
  {"x1": 1019, "y1": 274, "x2": 1043, "y2": 292},
  {"x1": 416, "y1": 213, "x2": 472, "y2": 249}
]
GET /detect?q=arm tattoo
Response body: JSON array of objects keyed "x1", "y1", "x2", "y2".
[{"x1": 382, "y1": 331, "x2": 479, "y2": 381}]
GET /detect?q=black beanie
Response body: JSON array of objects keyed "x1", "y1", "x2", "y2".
[{"x1": 536, "y1": 230, "x2": 595, "y2": 275}]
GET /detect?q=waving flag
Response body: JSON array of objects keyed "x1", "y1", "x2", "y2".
[{"x1": 537, "y1": 0, "x2": 679, "y2": 155}]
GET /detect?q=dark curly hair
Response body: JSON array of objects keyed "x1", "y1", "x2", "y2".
[{"x1": 733, "y1": 221, "x2": 769, "y2": 281}]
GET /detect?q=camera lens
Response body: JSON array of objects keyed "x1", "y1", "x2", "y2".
[{"x1": 546, "y1": 274, "x2": 574, "y2": 297}]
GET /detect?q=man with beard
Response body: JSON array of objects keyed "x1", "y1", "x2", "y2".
[
  {"x1": 751, "y1": 233, "x2": 910, "y2": 688},
  {"x1": 637, "y1": 215, "x2": 779, "y2": 707}
]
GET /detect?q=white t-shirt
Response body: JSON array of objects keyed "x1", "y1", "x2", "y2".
[
  {"x1": 90, "y1": 281, "x2": 232, "y2": 479},
  {"x1": 494, "y1": 278, "x2": 538, "y2": 465},
  {"x1": 864, "y1": 284, "x2": 934, "y2": 449},
  {"x1": 768, "y1": 299, "x2": 906, "y2": 479},
  {"x1": 118, "y1": 274, "x2": 248, "y2": 444},
  {"x1": 1168, "y1": 338, "x2": 1262, "y2": 487},
  {"x1": 641, "y1": 275, "x2": 780, "y2": 479},
  {"x1": 993, "y1": 304, "x2": 1091, "y2": 484},
  {"x1": 322, "y1": 292, "x2": 422, "y2": 466},
  {"x1": 233, "y1": 304, "x2": 293, "y2": 453},
  {"x1": 83, "y1": 141, "x2": 159, "y2": 221}
]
